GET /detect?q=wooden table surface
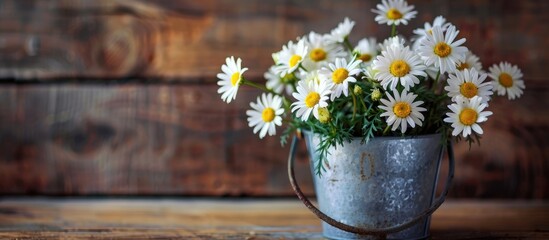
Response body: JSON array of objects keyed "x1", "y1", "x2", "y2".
[{"x1": 0, "y1": 198, "x2": 548, "y2": 239}]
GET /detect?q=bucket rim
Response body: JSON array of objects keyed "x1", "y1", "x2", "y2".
[{"x1": 300, "y1": 129, "x2": 442, "y2": 141}]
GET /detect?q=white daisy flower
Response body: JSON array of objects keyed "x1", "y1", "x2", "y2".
[
  {"x1": 216, "y1": 56, "x2": 248, "y2": 103},
  {"x1": 413, "y1": 16, "x2": 451, "y2": 39},
  {"x1": 372, "y1": 45, "x2": 427, "y2": 91},
  {"x1": 445, "y1": 68, "x2": 493, "y2": 104},
  {"x1": 418, "y1": 25, "x2": 468, "y2": 74},
  {"x1": 372, "y1": 0, "x2": 417, "y2": 26},
  {"x1": 444, "y1": 96, "x2": 492, "y2": 137},
  {"x1": 487, "y1": 62, "x2": 525, "y2": 100},
  {"x1": 275, "y1": 39, "x2": 308, "y2": 77},
  {"x1": 456, "y1": 51, "x2": 483, "y2": 72},
  {"x1": 379, "y1": 89, "x2": 426, "y2": 133},
  {"x1": 354, "y1": 37, "x2": 377, "y2": 66},
  {"x1": 265, "y1": 65, "x2": 295, "y2": 95},
  {"x1": 411, "y1": 16, "x2": 452, "y2": 51},
  {"x1": 378, "y1": 36, "x2": 406, "y2": 52},
  {"x1": 303, "y1": 69, "x2": 326, "y2": 86},
  {"x1": 327, "y1": 17, "x2": 355, "y2": 44},
  {"x1": 246, "y1": 93, "x2": 284, "y2": 139},
  {"x1": 291, "y1": 79, "x2": 332, "y2": 121},
  {"x1": 320, "y1": 57, "x2": 362, "y2": 100},
  {"x1": 303, "y1": 32, "x2": 346, "y2": 71}
]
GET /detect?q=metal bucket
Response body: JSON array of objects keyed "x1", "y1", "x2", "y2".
[{"x1": 288, "y1": 131, "x2": 454, "y2": 240}]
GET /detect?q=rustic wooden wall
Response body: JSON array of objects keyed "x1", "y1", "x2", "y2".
[
  {"x1": 0, "y1": 84, "x2": 316, "y2": 195},
  {"x1": 0, "y1": 0, "x2": 547, "y2": 198}
]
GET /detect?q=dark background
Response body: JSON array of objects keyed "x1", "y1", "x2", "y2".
[{"x1": 0, "y1": 0, "x2": 547, "y2": 198}]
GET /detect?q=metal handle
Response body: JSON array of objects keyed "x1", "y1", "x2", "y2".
[{"x1": 287, "y1": 135, "x2": 455, "y2": 236}]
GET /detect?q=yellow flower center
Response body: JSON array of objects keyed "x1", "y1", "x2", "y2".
[
  {"x1": 498, "y1": 73, "x2": 514, "y2": 88},
  {"x1": 305, "y1": 92, "x2": 320, "y2": 108},
  {"x1": 262, "y1": 107, "x2": 275, "y2": 122},
  {"x1": 332, "y1": 68, "x2": 349, "y2": 84},
  {"x1": 457, "y1": 62, "x2": 470, "y2": 71},
  {"x1": 460, "y1": 82, "x2": 478, "y2": 98},
  {"x1": 389, "y1": 60, "x2": 410, "y2": 77},
  {"x1": 387, "y1": 8, "x2": 403, "y2": 20},
  {"x1": 358, "y1": 53, "x2": 372, "y2": 62},
  {"x1": 231, "y1": 72, "x2": 240, "y2": 86},
  {"x1": 310, "y1": 48, "x2": 327, "y2": 62},
  {"x1": 289, "y1": 54, "x2": 302, "y2": 68},
  {"x1": 393, "y1": 101, "x2": 411, "y2": 118},
  {"x1": 434, "y1": 42, "x2": 452, "y2": 57},
  {"x1": 459, "y1": 108, "x2": 478, "y2": 126}
]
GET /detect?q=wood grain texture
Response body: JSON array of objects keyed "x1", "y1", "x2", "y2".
[
  {"x1": 0, "y1": 83, "x2": 547, "y2": 197},
  {"x1": 0, "y1": 198, "x2": 548, "y2": 239},
  {"x1": 0, "y1": 0, "x2": 546, "y2": 81},
  {"x1": 0, "y1": 84, "x2": 316, "y2": 196}
]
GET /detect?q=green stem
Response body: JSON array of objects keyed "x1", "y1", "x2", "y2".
[
  {"x1": 298, "y1": 64, "x2": 309, "y2": 72},
  {"x1": 243, "y1": 79, "x2": 277, "y2": 95},
  {"x1": 343, "y1": 37, "x2": 354, "y2": 52},
  {"x1": 359, "y1": 96, "x2": 367, "y2": 110},
  {"x1": 351, "y1": 90, "x2": 357, "y2": 121},
  {"x1": 282, "y1": 97, "x2": 292, "y2": 112},
  {"x1": 431, "y1": 70, "x2": 441, "y2": 92},
  {"x1": 383, "y1": 124, "x2": 391, "y2": 135},
  {"x1": 391, "y1": 23, "x2": 396, "y2": 37},
  {"x1": 329, "y1": 120, "x2": 337, "y2": 135}
]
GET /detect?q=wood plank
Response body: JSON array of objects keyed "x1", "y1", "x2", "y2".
[
  {"x1": 0, "y1": 84, "x2": 316, "y2": 196},
  {"x1": 0, "y1": 0, "x2": 546, "y2": 81},
  {"x1": 0, "y1": 199, "x2": 547, "y2": 239}
]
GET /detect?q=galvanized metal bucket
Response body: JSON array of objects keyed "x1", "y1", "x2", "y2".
[{"x1": 288, "y1": 131, "x2": 454, "y2": 240}]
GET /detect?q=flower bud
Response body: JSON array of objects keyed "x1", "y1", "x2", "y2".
[
  {"x1": 371, "y1": 88, "x2": 382, "y2": 101},
  {"x1": 353, "y1": 85, "x2": 363, "y2": 95},
  {"x1": 318, "y1": 107, "x2": 331, "y2": 124}
]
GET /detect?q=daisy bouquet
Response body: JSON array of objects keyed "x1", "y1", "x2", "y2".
[{"x1": 216, "y1": 0, "x2": 525, "y2": 175}]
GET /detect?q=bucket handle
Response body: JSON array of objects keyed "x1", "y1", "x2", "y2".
[{"x1": 287, "y1": 134, "x2": 455, "y2": 236}]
